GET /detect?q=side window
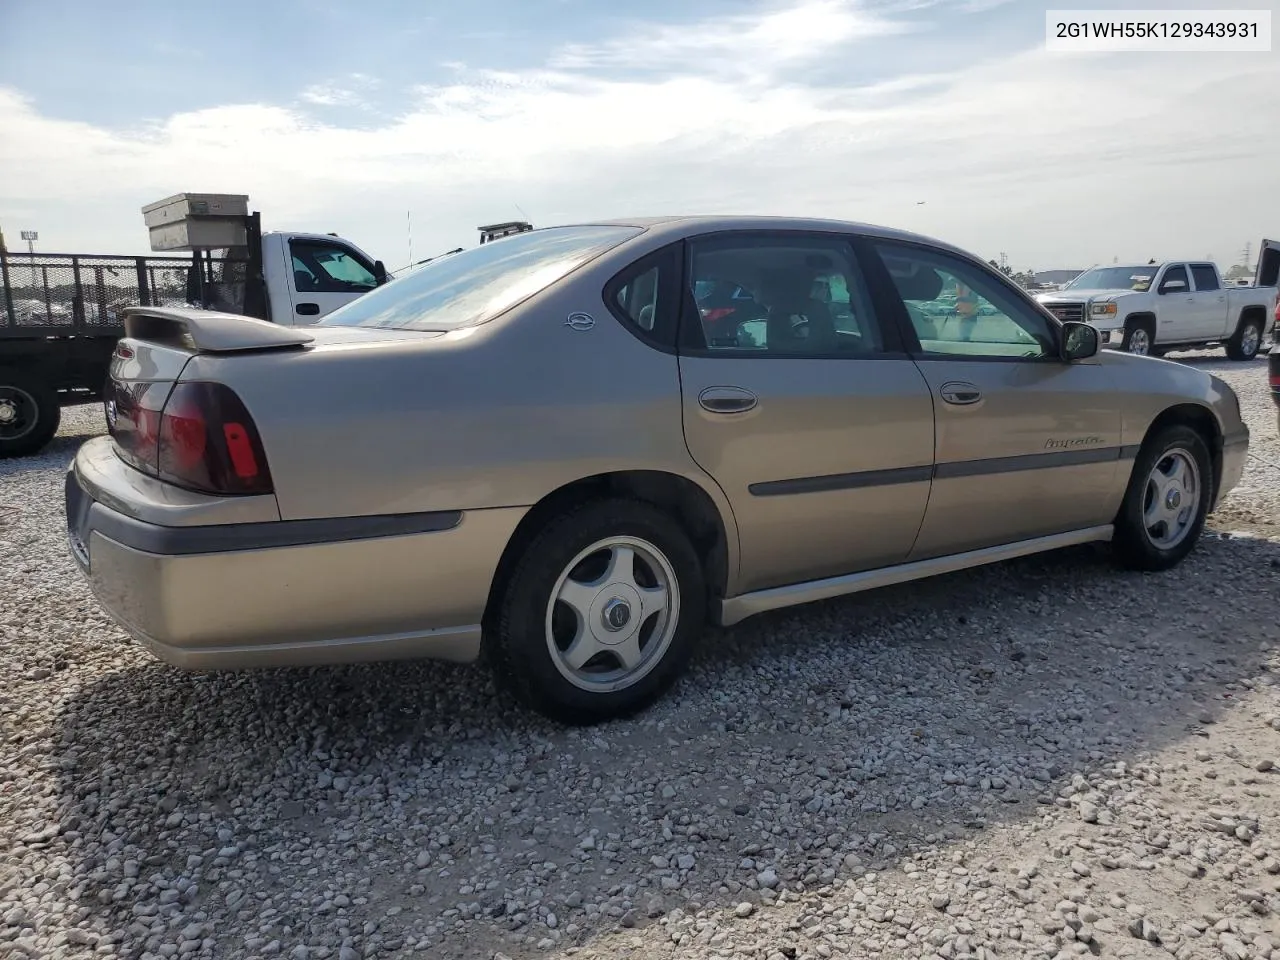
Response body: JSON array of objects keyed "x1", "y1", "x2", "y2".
[
  {"x1": 686, "y1": 234, "x2": 883, "y2": 356},
  {"x1": 1159, "y1": 264, "x2": 1189, "y2": 293},
  {"x1": 613, "y1": 265, "x2": 660, "y2": 332},
  {"x1": 289, "y1": 241, "x2": 378, "y2": 293},
  {"x1": 1190, "y1": 264, "x2": 1219, "y2": 291},
  {"x1": 603, "y1": 244, "x2": 680, "y2": 347},
  {"x1": 870, "y1": 243, "x2": 1055, "y2": 360}
]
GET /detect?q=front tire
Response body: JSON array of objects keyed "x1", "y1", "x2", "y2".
[
  {"x1": 486, "y1": 498, "x2": 706, "y2": 725},
  {"x1": 0, "y1": 369, "x2": 60, "y2": 459},
  {"x1": 1121, "y1": 318, "x2": 1155, "y2": 356},
  {"x1": 1226, "y1": 317, "x2": 1263, "y2": 361},
  {"x1": 1112, "y1": 425, "x2": 1212, "y2": 572}
]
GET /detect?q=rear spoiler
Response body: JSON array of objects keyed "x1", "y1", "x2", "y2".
[{"x1": 122, "y1": 306, "x2": 314, "y2": 353}]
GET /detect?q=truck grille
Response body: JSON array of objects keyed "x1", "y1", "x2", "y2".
[{"x1": 1041, "y1": 301, "x2": 1085, "y2": 323}]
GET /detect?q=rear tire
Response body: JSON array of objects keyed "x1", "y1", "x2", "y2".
[
  {"x1": 1121, "y1": 318, "x2": 1155, "y2": 356},
  {"x1": 1112, "y1": 425, "x2": 1212, "y2": 572},
  {"x1": 0, "y1": 369, "x2": 60, "y2": 459},
  {"x1": 1226, "y1": 317, "x2": 1263, "y2": 361},
  {"x1": 485, "y1": 498, "x2": 706, "y2": 725}
]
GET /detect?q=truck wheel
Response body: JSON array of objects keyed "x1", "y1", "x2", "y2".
[
  {"x1": 1121, "y1": 319, "x2": 1155, "y2": 356},
  {"x1": 1112, "y1": 424, "x2": 1212, "y2": 572},
  {"x1": 0, "y1": 369, "x2": 61, "y2": 459},
  {"x1": 485, "y1": 498, "x2": 706, "y2": 725},
  {"x1": 1225, "y1": 317, "x2": 1263, "y2": 361}
]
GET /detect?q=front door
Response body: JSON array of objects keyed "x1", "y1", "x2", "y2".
[
  {"x1": 287, "y1": 238, "x2": 380, "y2": 323},
  {"x1": 1152, "y1": 263, "x2": 1197, "y2": 343},
  {"x1": 676, "y1": 231, "x2": 936, "y2": 594},
  {"x1": 861, "y1": 239, "x2": 1124, "y2": 560}
]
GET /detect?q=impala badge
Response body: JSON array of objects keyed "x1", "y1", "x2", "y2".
[{"x1": 565, "y1": 312, "x2": 595, "y2": 331}]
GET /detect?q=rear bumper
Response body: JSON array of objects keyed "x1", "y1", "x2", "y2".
[{"x1": 66, "y1": 444, "x2": 525, "y2": 670}]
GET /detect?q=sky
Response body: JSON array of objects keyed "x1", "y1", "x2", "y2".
[{"x1": 0, "y1": 0, "x2": 1276, "y2": 272}]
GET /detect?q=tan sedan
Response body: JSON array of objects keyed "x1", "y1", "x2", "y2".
[{"x1": 67, "y1": 217, "x2": 1249, "y2": 723}]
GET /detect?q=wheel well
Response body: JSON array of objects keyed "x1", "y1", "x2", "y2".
[
  {"x1": 1140, "y1": 403, "x2": 1223, "y2": 497},
  {"x1": 483, "y1": 471, "x2": 731, "y2": 627},
  {"x1": 1239, "y1": 305, "x2": 1267, "y2": 329},
  {"x1": 1123, "y1": 312, "x2": 1156, "y2": 331}
]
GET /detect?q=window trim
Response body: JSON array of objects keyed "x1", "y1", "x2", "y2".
[
  {"x1": 856, "y1": 236, "x2": 1068, "y2": 365},
  {"x1": 601, "y1": 242, "x2": 683, "y2": 353},
  {"x1": 675, "y1": 229, "x2": 908, "y2": 360},
  {"x1": 289, "y1": 238, "x2": 380, "y2": 294}
]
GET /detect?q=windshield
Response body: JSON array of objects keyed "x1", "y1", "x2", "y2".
[
  {"x1": 320, "y1": 225, "x2": 643, "y2": 331},
  {"x1": 1066, "y1": 266, "x2": 1156, "y2": 292}
]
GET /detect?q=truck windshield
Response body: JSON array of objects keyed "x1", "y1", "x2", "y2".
[
  {"x1": 319, "y1": 225, "x2": 642, "y2": 331},
  {"x1": 1066, "y1": 267, "x2": 1155, "y2": 292}
]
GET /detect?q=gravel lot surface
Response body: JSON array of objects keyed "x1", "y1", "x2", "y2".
[{"x1": 2, "y1": 352, "x2": 1279, "y2": 960}]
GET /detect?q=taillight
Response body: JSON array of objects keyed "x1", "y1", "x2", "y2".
[
  {"x1": 107, "y1": 377, "x2": 272, "y2": 496},
  {"x1": 105, "y1": 379, "x2": 167, "y2": 475},
  {"x1": 157, "y1": 382, "x2": 273, "y2": 496}
]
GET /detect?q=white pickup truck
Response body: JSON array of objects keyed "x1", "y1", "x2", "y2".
[{"x1": 1035, "y1": 246, "x2": 1278, "y2": 360}]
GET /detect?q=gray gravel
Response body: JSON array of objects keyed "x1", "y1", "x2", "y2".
[{"x1": 2, "y1": 351, "x2": 1279, "y2": 960}]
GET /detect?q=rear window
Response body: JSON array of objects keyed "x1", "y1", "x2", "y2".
[{"x1": 319, "y1": 225, "x2": 642, "y2": 331}]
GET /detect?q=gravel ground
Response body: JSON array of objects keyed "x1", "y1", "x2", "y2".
[{"x1": 2, "y1": 351, "x2": 1279, "y2": 960}]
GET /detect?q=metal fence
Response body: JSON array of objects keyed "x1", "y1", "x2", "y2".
[{"x1": 0, "y1": 251, "x2": 245, "y2": 334}]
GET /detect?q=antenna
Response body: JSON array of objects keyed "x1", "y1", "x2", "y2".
[
  {"x1": 407, "y1": 210, "x2": 413, "y2": 268},
  {"x1": 514, "y1": 202, "x2": 530, "y2": 223}
]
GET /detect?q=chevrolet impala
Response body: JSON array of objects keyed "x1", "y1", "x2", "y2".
[{"x1": 66, "y1": 216, "x2": 1250, "y2": 723}]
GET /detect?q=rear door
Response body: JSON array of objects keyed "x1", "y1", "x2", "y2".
[
  {"x1": 676, "y1": 230, "x2": 935, "y2": 594},
  {"x1": 1187, "y1": 263, "x2": 1230, "y2": 339},
  {"x1": 860, "y1": 239, "x2": 1124, "y2": 560},
  {"x1": 286, "y1": 237, "x2": 380, "y2": 322}
]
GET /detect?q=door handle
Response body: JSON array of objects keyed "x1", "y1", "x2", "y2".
[
  {"x1": 939, "y1": 381, "x2": 982, "y2": 405},
  {"x1": 296, "y1": 303, "x2": 320, "y2": 316},
  {"x1": 698, "y1": 385, "x2": 758, "y2": 414}
]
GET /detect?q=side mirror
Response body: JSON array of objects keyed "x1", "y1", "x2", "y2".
[
  {"x1": 373, "y1": 260, "x2": 389, "y2": 286},
  {"x1": 1061, "y1": 321, "x2": 1099, "y2": 361},
  {"x1": 1159, "y1": 279, "x2": 1186, "y2": 294}
]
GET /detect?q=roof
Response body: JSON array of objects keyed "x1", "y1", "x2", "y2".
[{"x1": 555, "y1": 214, "x2": 980, "y2": 262}]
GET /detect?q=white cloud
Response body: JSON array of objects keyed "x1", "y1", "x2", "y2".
[
  {"x1": 0, "y1": 0, "x2": 1275, "y2": 271},
  {"x1": 550, "y1": 0, "x2": 912, "y2": 75},
  {"x1": 299, "y1": 72, "x2": 380, "y2": 108}
]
